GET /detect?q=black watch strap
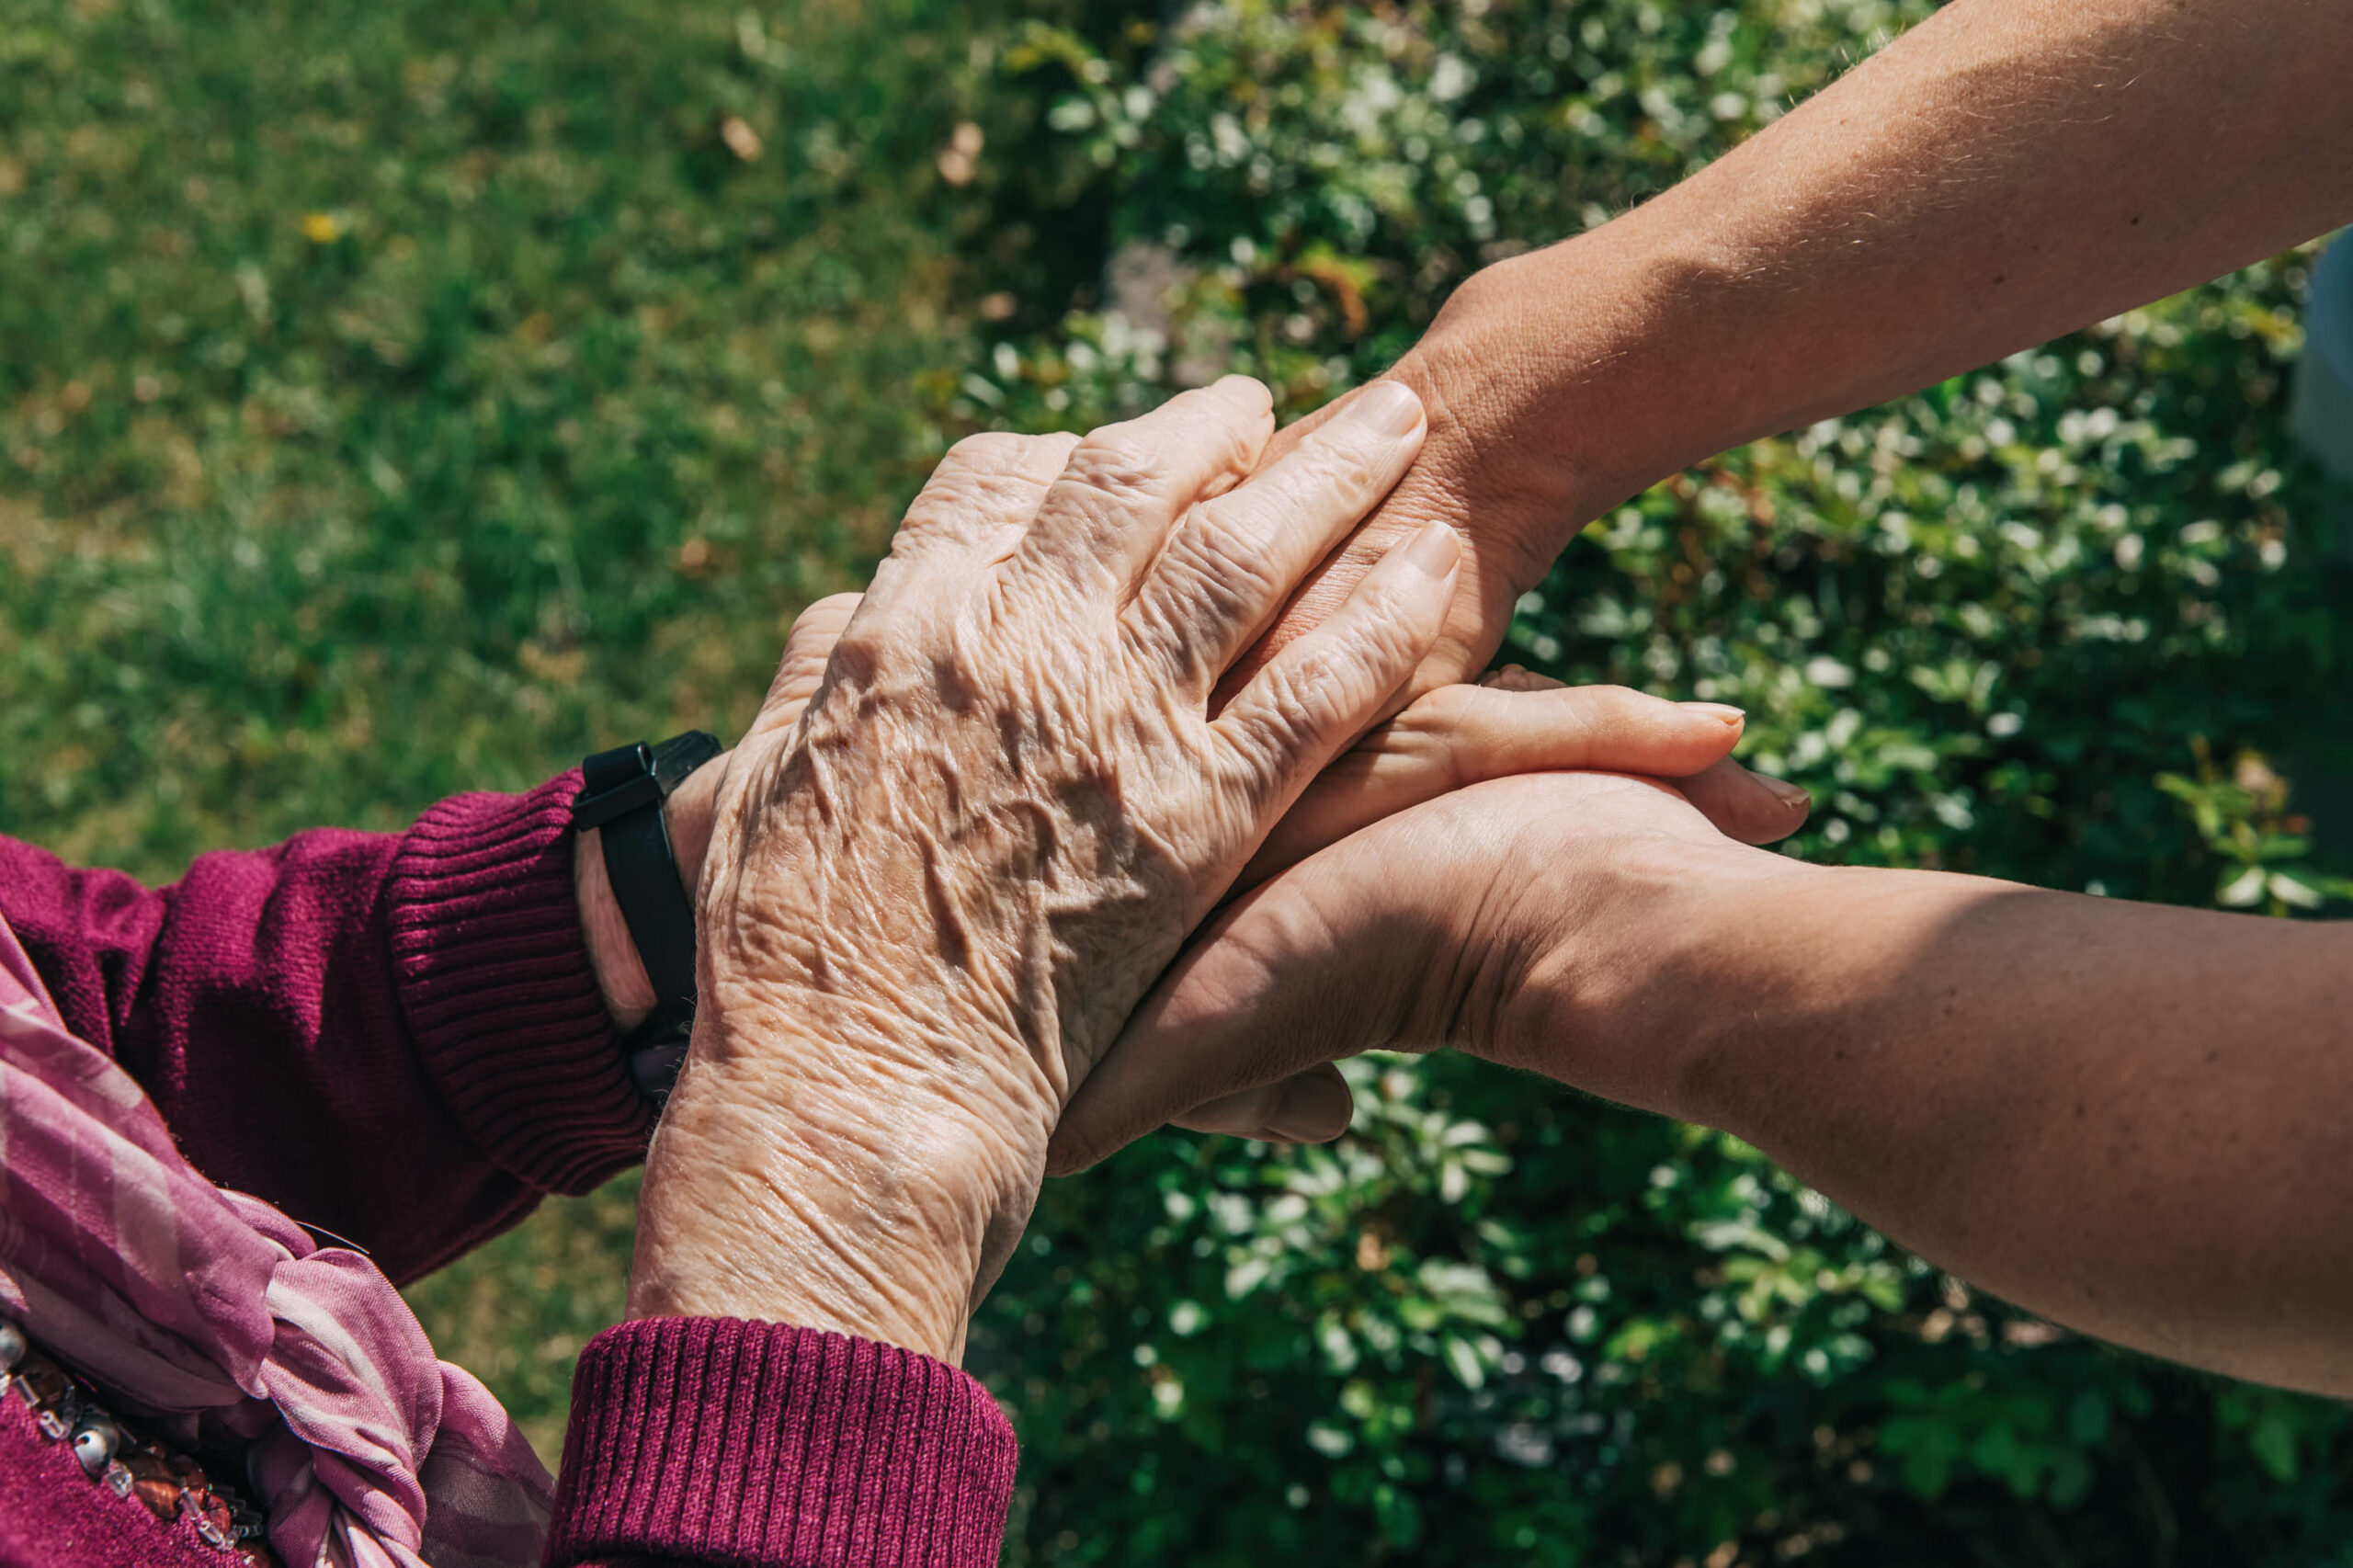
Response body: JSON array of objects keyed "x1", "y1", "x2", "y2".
[{"x1": 574, "y1": 731, "x2": 722, "y2": 1103}]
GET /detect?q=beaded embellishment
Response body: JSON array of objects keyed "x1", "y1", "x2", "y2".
[{"x1": 0, "y1": 1315, "x2": 282, "y2": 1567}]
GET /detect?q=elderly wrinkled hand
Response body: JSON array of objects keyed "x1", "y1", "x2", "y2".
[{"x1": 628, "y1": 375, "x2": 1464, "y2": 1359}]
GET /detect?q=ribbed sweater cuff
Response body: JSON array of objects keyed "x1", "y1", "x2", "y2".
[
  {"x1": 387, "y1": 770, "x2": 652, "y2": 1195},
  {"x1": 547, "y1": 1318, "x2": 1017, "y2": 1568}
]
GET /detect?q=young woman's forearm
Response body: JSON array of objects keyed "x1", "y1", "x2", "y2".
[
  {"x1": 1420, "y1": 0, "x2": 2353, "y2": 510},
  {"x1": 1239, "y1": 0, "x2": 2352, "y2": 696},
  {"x1": 1060, "y1": 774, "x2": 2353, "y2": 1390},
  {"x1": 1424, "y1": 0, "x2": 2353, "y2": 1377},
  {"x1": 1565, "y1": 863, "x2": 2353, "y2": 1395}
]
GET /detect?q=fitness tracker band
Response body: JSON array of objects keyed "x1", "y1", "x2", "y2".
[{"x1": 573, "y1": 731, "x2": 723, "y2": 1103}]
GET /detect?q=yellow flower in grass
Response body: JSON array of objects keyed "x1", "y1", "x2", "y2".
[{"x1": 301, "y1": 211, "x2": 341, "y2": 244}]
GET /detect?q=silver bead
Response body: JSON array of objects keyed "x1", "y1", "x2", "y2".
[
  {"x1": 72, "y1": 1415, "x2": 119, "y2": 1476},
  {"x1": 0, "y1": 1318, "x2": 23, "y2": 1372}
]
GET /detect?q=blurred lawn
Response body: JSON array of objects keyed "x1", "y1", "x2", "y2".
[
  {"x1": 1, "y1": 0, "x2": 1030, "y2": 1460},
  {"x1": 1, "y1": 0, "x2": 1006, "y2": 869}
]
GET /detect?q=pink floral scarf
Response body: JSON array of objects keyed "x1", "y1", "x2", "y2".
[{"x1": 0, "y1": 913, "x2": 553, "y2": 1568}]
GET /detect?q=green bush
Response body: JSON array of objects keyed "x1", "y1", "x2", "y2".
[
  {"x1": 965, "y1": 4, "x2": 2353, "y2": 1563},
  {"x1": 10, "y1": 0, "x2": 2353, "y2": 1562}
]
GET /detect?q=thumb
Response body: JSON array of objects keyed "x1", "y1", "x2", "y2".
[
  {"x1": 1048, "y1": 809, "x2": 1477, "y2": 1176},
  {"x1": 744, "y1": 592, "x2": 863, "y2": 745}
]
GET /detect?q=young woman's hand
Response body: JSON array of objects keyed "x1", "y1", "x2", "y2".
[
  {"x1": 1243, "y1": 663, "x2": 1803, "y2": 890},
  {"x1": 1049, "y1": 767, "x2": 1790, "y2": 1172}
]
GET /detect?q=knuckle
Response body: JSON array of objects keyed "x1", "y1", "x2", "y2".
[
  {"x1": 1176, "y1": 510, "x2": 1289, "y2": 605},
  {"x1": 1341, "y1": 589, "x2": 1434, "y2": 674},
  {"x1": 1499, "y1": 686, "x2": 1598, "y2": 766},
  {"x1": 1230, "y1": 674, "x2": 1324, "y2": 779},
  {"x1": 1435, "y1": 685, "x2": 1530, "y2": 782},
  {"x1": 1555, "y1": 698, "x2": 1602, "y2": 760},
  {"x1": 1171, "y1": 574, "x2": 1261, "y2": 654},
  {"x1": 898, "y1": 484, "x2": 982, "y2": 540},
  {"x1": 824, "y1": 626, "x2": 890, "y2": 687},
  {"x1": 1259, "y1": 647, "x2": 1357, "y2": 738},
  {"x1": 1065, "y1": 428, "x2": 1162, "y2": 499},
  {"x1": 926, "y1": 466, "x2": 1017, "y2": 511},
  {"x1": 941, "y1": 430, "x2": 1039, "y2": 471},
  {"x1": 792, "y1": 592, "x2": 862, "y2": 637},
  {"x1": 903, "y1": 471, "x2": 1051, "y2": 545},
  {"x1": 1303, "y1": 434, "x2": 1383, "y2": 495},
  {"x1": 863, "y1": 553, "x2": 918, "y2": 600},
  {"x1": 1578, "y1": 684, "x2": 1647, "y2": 721}
]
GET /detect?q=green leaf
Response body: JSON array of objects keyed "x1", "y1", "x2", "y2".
[
  {"x1": 2251, "y1": 1406, "x2": 2302, "y2": 1483},
  {"x1": 1442, "y1": 1335, "x2": 1486, "y2": 1390}
]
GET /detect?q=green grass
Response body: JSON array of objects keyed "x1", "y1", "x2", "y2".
[
  {"x1": 1, "y1": 0, "x2": 1006, "y2": 871},
  {"x1": 0, "y1": 0, "x2": 1032, "y2": 1460}
]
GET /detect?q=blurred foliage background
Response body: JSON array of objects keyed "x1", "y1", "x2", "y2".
[{"x1": 6, "y1": 0, "x2": 2353, "y2": 1563}]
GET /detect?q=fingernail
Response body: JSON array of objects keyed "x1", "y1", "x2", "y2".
[
  {"x1": 1483, "y1": 664, "x2": 1556, "y2": 692},
  {"x1": 1758, "y1": 773, "x2": 1811, "y2": 808},
  {"x1": 1681, "y1": 701, "x2": 1745, "y2": 728},
  {"x1": 1265, "y1": 1074, "x2": 1355, "y2": 1143},
  {"x1": 1345, "y1": 380, "x2": 1425, "y2": 439},
  {"x1": 1400, "y1": 521, "x2": 1460, "y2": 579},
  {"x1": 1211, "y1": 374, "x2": 1272, "y2": 413}
]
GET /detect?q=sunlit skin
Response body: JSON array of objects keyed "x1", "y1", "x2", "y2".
[
  {"x1": 622, "y1": 379, "x2": 1484, "y2": 1361},
  {"x1": 570, "y1": 415, "x2": 1798, "y2": 1362},
  {"x1": 1057, "y1": 0, "x2": 2353, "y2": 1395},
  {"x1": 1234, "y1": 0, "x2": 2353, "y2": 703},
  {"x1": 575, "y1": 0, "x2": 2353, "y2": 1388},
  {"x1": 1059, "y1": 765, "x2": 2353, "y2": 1397}
]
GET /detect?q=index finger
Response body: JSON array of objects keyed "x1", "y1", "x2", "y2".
[{"x1": 1008, "y1": 377, "x2": 1275, "y2": 600}]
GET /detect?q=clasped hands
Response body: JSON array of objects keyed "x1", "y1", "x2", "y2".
[{"x1": 621, "y1": 376, "x2": 1808, "y2": 1363}]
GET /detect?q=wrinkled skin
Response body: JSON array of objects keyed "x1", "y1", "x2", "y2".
[
  {"x1": 629, "y1": 377, "x2": 1469, "y2": 1360},
  {"x1": 1217, "y1": 306, "x2": 1580, "y2": 703},
  {"x1": 1049, "y1": 769, "x2": 1756, "y2": 1173},
  {"x1": 674, "y1": 620, "x2": 1794, "y2": 1153},
  {"x1": 620, "y1": 377, "x2": 1806, "y2": 1362},
  {"x1": 1222, "y1": 295, "x2": 1810, "y2": 853}
]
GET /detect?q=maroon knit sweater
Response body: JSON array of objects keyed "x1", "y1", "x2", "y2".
[{"x1": 0, "y1": 774, "x2": 1017, "y2": 1568}]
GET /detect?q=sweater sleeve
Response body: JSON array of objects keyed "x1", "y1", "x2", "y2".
[
  {"x1": 543, "y1": 1319, "x2": 1018, "y2": 1568},
  {"x1": 0, "y1": 771, "x2": 653, "y2": 1283}
]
